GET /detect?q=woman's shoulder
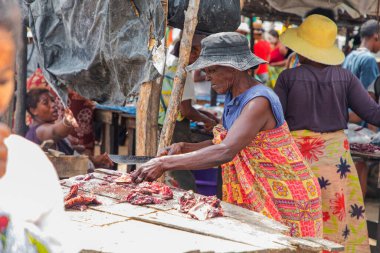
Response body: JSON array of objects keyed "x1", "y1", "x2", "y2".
[
  {"x1": 250, "y1": 84, "x2": 277, "y2": 96},
  {"x1": 244, "y1": 84, "x2": 280, "y2": 104}
]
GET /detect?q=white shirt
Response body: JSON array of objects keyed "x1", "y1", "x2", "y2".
[
  {"x1": 0, "y1": 135, "x2": 77, "y2": 252},
  {"x1": 182, "y1": 70, "x2": 196, "y2": 103}
]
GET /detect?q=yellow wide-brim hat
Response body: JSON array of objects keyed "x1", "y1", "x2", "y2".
[{"x1": 280, "y1": 14, "x2": 345, "y2": 65}]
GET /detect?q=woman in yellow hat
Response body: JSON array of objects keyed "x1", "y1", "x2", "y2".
[{"x1": 274, "y1": 14, "x2": 380, "y2": 252}]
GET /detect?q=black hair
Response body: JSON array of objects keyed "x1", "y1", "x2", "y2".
[
  {"x1": 26, "y1": 88, "x2": 50, "y2": 117},
  {"x1": 360, "y1": 19, "x2": 380, "y2": 39},
  {"x1": 0, "y1": 0, "x2": 21, "y2": 47},
  {"x1": 305, "y1": 8, "x2": 335, "y2": 22},
  {"x1": 268, "y1": 29, "x2": 279, "y2": 39}
]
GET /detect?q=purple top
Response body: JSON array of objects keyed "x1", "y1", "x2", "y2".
[
  {"x1": 274, "y1": 64, "x2": 380, "y2": 132},
  {"x1": 25, "y1": 124, "x2": 74, "y2": 155}
]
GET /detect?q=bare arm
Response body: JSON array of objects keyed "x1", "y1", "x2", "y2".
[
  {"x1": 180, "y1": 99, "x2": 217, "y2": 130},
  {"x1": 270, "y1": 59, "x2": 287, "y2": 67},
  {"x1": 36, "y1": 110, "x2": 78, "y2": 142},
  {"x1": 193, "y1": 70, "x2": 206, "y2": 82},
  {"x1": 132, "y1": 97, "x2": 276, "y2": 182},
  {"x1": 348, "y1": 76, "x2": 380, "y2": 127}
]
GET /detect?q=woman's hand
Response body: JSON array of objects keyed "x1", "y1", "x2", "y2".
[
  {"x1": 91, "y1": 153, "x2": 114, "y2": 168},
  {"x1": 199, "y1": 109, "x2": 220, "y2": 124},
  {"x1": 0, "y1": 124, "x2": 10, "y2": 178},
  {"x1": 203, "y1": 118, "x2": 217, "y2": 131},
  {"x1": 158, "y1": 142, "x2": 184, "y2": 156},
  {"x1": 63, "y1": 109, "x2": 79, "y2": 128},
  {"x1": 131, "y1": 158, "x2": 166, "y2": 183}
]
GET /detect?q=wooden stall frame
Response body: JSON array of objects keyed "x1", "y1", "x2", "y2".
[
  {"x1": 157, "y1": 0, "x2": 201, "y2": 150},
  {"x1": 14, "y1": 24, "x2": 28, "y2": 136},
  {"x1": 136, "y1": 0, "x2": 169, "y2": 157}
]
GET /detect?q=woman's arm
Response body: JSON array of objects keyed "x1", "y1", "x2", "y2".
[
  {"x1": 36, "y1": 110, "x2": 78, "y2": 142},
  {"x1": 158, "y1": 140, "x2": 213, "y2": 157},
  {"x1": 348, "y1": 76, "x2": 380, "y2": 127},
  {"x1": 132, "y1": 97, "x2": 274, "y2": 182},
  {"x1": 270, "y1": 59, "x2": 287, "y2": 67},
  {"x1": 193, "y1": 70, "x2": 206, "y2": 82},
  {"x1": 180, "y1": 100, "x2": 217, "y2": 130}
]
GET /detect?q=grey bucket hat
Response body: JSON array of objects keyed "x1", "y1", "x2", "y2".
[{"x1": 186, "y1": 32, "x2": 267, "y2": 72}]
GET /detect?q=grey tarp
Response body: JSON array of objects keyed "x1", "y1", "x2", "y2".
[
  {"x1": 24, "y1": 0, "x2": 165, "y2": 105},
  {"x1": 265, "y1": 0, "x2": 379, "y2": 19}
]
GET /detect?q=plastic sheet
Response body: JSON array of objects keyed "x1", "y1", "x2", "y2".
[
  {"x1": 24, "y1": 0, "x2": 165, "y2": 106},
  {"x1": 168, "y1": 0, "x2": 241, "y2": 34}
]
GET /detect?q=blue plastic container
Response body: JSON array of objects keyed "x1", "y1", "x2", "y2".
[{"x1": 192, "y1": 168, "x2": 218, "y2": 196}]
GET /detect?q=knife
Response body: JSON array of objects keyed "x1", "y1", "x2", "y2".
[{"x1": 108, "y1": 154, "x2": 155, "y2": 164}]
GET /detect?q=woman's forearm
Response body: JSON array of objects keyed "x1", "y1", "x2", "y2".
[
  {"x1": 162, "y1": 143, "x2": 234, "y2": 171},
  {"x1": 51, "y1": 120, "x2": 72, "y2": 141},
  {"x1": 181, "y1": 140, "x2": 213, "y2": 153}
]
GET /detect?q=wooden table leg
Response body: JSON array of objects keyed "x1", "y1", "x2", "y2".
[{"x1": 110, "y1": 112, "x2": 119, "y2": 170}]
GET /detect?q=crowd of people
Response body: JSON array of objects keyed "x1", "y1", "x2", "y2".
[{"x1": 1, "y1": 0, "x2": 380, "y2": 252}]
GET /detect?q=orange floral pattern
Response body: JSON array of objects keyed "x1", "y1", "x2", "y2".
[{"x1": 213, "y1": 123, "x2": 322, "y2": 237}]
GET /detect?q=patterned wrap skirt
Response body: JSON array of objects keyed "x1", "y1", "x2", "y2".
[
  {"x1": 292, "y1": 130, "x2": 370, "y2": 253},
  {"x1": 213, "y1": 123, "x2": 323, "y2": 237}
]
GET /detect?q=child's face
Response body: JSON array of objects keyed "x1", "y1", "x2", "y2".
[{"x1": 0, "y1": 27, "x2": 15, "y2": 115}]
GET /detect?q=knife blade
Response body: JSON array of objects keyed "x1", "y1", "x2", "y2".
[{"x1": 108, "y1": 154, "x2": 155, "y2": 164}]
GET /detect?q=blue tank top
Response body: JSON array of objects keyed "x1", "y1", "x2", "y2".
[{"x1": 222, "y1": 84, "x2": 285, "y2": 130}]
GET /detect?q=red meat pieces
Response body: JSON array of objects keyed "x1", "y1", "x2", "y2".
[
  {"x1": 114, "y1": 174, "x2": 133, "y2": 184},
  {"x1": 121, "y1": 192, "x2": 163, "y2": 206},
  {"x1": 64, "y1": 184, "x2": 101, "y2": 210},
  {"x1": 178, "y1": 191, "x2": 223, "y2": 220},
  {"x1": 179, "y1": 190, "x2": 197, "y2": 213}
]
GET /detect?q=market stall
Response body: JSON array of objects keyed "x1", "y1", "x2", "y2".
[{"x1": 61, "y1": 169, "x2": 343, "y2": 252}]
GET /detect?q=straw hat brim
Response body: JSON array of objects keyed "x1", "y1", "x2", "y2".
[{"x1": 280, "y1": 28, "x2": 345, "y2": 66}]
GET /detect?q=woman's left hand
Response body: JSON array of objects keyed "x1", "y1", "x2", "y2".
[
  {"x1": 92, "y1": 153, "x2": 114, "y2": 168},
  {"x1": 63, "y1": 109, "x2": 79, "y2": 128},
  {"x1": 131, "y1": 158, "x2": 165, "y2": 183}
]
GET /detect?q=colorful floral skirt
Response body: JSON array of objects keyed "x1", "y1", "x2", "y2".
[
  {"x1": 213, "y1": 123, "x2": 322, "y2": 237},
  {"x1": 292, "y1": 130, "x2": 370, "y2": 253}
]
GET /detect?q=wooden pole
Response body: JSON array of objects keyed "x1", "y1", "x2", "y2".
[
  {"x1": 136, "y1": 80, "x2": 160, "y2": 156},
  {"x1": 14, "y1": 24, "x2": 28, "y2": 136},
  {"x1": 136, "y1": 0, "x2": 168, "y2": 157},
  {"x1": 157, "y1": 0, "x2": 200, "y2": 151}
]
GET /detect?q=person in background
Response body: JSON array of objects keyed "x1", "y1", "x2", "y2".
[
  {"x1": 343, "y1": 19, "x2": 380, "y2": 89},
  {"x1": 267, "y1": 29, "x2": 288, "y2": 88},
  {"x1": 236, "y1": 22, "x2": 250, "y2": 37},
  {"x1": 274, "y1": 14, "x2": 377, "y2": 252},
  {"x1": 27, "y1": 68, "x2": 98, "y2": 160},
  {"x1": 159, "y1": 34, "x2": 219, "y2": 190},
  {"x1": 132, "y1": 32, "x2": 322, "y2": 238},
  {"x1": 343, "y1": 20, "x2": 380, "y2": 199},
  {"x1": 0, "y1": 1, "x2": 75, "y2": 251},
  {"x1": 25, "y1": 88, "x2": 113, "y2": 169},
  {"x1": 252, "y1": 20, "x2": 271, "y2": 83}
]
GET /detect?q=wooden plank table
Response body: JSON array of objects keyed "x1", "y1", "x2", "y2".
[{"x1": 62, "y1": 169, "x2": 344, "y2": 253}]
